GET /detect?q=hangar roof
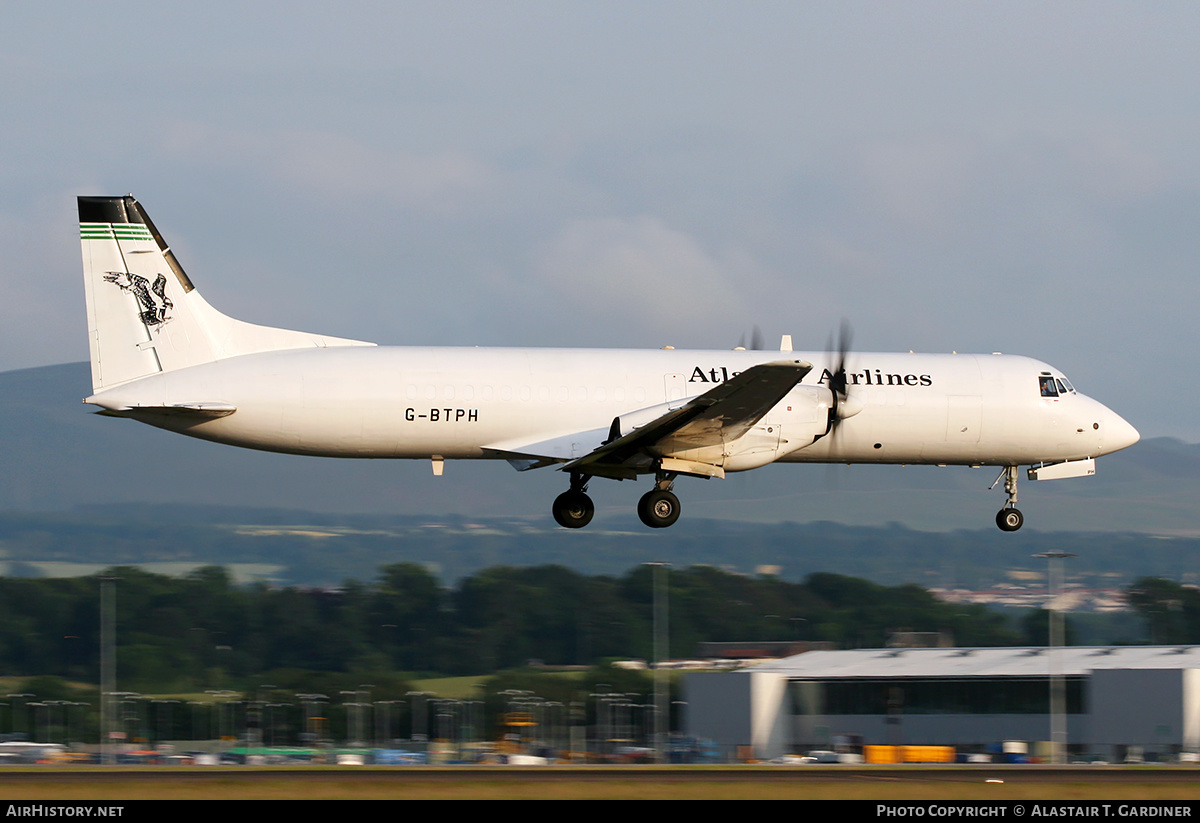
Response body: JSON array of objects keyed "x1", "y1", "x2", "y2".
[{"x1": 748, "y1": 646, "x2": 1200, "y2": 679}]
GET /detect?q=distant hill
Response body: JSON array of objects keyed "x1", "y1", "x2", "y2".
[
  {"x1": 1, "y1": 505, "x2": 1199, "y2": 592},
  {"x1": 0, "y1": 362, "x2": 1194, "y2": 534}
]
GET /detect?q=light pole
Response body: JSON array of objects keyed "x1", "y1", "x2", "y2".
[
  {"x1": 63, "y1": 701, "x2": 86, "y2": 748},
  {"x1": 295, "y1": 693, "x2": 328, "y2": 749},
  {"x1": 152, "y1": 699, "x2": 179, "y2": 749},
  {"x1": 1034, "y1": 550, "x2": 1076, "y2": 765},
  {"x1": 99, "y1": 574, "x2": 117, "y2": 764},
  {"x1": 6, "y1": 694, "x2": 32, "y2": 741},
  {"x1": 647, "y1": 561, "x2": 670, "y2": 763},
  {"x1": 405, "y1": 691, "x2": 433, "y2": 749},
  {"x1": 589, "y1": 686, "x2": 621, "y2": 760},
  {"x1": 358, "y1": 685, "x2": 374, "y2": 748},
  {"x1": 187, "y1": 701, "x2": 208, "y2": 744},
  {"x1": 376, "y1": 700, "x2": 401, "y2": 748},
  {"x1": 206, "y1": 690, "x2": 239, "y2": 756},
  {"x1": 252, "y1": 684, "x2": 277, "y2": 750}
]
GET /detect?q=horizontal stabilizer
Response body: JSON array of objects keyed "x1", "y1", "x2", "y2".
[{"x1": 90, "y1": 401, "x2": 237, "y2": 419}]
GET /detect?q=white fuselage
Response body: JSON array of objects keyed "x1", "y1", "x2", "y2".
[{"x1": 86, "y1": 346, "x2": 1138, "y2": 469}]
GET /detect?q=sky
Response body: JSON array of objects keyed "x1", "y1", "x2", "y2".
[{"x1": 4, "y1": 2, "x2": 1199, "y2": 440}]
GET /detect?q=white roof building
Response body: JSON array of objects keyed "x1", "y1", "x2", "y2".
[{"x1": 684, "y1": 645, "x2": 1200, "y2": 761}]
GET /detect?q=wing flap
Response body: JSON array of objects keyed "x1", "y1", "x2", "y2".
[{"x1": 565, "y1": 359, "x2": 813, "y2": 476}]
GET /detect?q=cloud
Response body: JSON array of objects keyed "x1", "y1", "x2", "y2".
[
  {"x1": 156, "y1": 122, "x2": 496, "y2": 215},
  {"x1": 0, "y1": 193, "x2": 84, "y2": 370},
  {"x1": 532, "y1": 216, "x2": 754, "y2": 342}
]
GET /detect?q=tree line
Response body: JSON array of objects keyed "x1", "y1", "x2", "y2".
[
  {"x1": 8, "y1": 507, "x2": 1200, "y2": 591},
  {"x1": 3, "y1": 563, "x2": 1193, "y2": 692},
  {"x1": 0, "y1": 563, "x2": 1034, "y2": 691}
]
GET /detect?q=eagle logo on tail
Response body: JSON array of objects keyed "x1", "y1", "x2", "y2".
[{"x1": 103, "y1": 271, "x2": 174, "y2": 328}]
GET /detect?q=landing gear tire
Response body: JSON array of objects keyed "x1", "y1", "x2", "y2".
[
  {"x1": 638, "y1": 489, "x2": 681, "y2": 529},
  {"x1": 996, "y1": 507, "x2": 1024, "y2": 532},
  {"x1": 553, "y1": 490, "x2": 594, "y2": 529}
]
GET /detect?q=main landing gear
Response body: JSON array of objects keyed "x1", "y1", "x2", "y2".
[
  {"x1": 552, "y1": 471, "x2": 682, "y2": 529},
  {"x1": 552, "y1": 473, "x2": 594, "y2": 529},
  {"x1": 992, "y1": 465, "x2": 1024, "y2": 532},
  {"x1": 637, "y1": 473, "x2": 680, "y2": 529}
]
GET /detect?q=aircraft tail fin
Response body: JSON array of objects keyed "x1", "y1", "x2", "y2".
[{"x1": 79, "y1": 195, "x2": 373, "y2": 393}]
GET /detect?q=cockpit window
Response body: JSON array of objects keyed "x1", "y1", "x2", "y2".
[{"x1": 1039, "y1": 374, "x2": 1077, "y2": 397}]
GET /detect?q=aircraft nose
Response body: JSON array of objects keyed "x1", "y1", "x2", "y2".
[{"x1": 1098, "y1": 406, "x2": 1140, "y2": 454}]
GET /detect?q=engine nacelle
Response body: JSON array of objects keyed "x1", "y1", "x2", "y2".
[
  {"x1": 721, "y1": 384, "x2": 834, "y2": 471},
  {"x1": 650, "y1": 384, "x2": 834, "y2": 473}
]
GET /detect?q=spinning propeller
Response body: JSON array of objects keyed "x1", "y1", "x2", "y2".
[
  {"x1": 824, "y1": 320, "x2": 862, "y2": 447},
  {"x1": 734, "y1": 325, "x2": 766, "y2": 351}
]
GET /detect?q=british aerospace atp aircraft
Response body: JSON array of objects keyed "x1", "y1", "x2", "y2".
[{"x1": 78, "y1": 196, "x2": 1139, "y2": 531}]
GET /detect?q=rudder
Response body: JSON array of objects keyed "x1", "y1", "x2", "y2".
[{"x1": 79, "y1": 195, "x2": 372, "y2": 393}]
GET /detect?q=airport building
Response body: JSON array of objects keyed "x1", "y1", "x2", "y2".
[{"x1": 683, "y1": 645, "x2": 1200, "y2": 761}]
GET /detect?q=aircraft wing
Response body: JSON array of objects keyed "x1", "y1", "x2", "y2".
[
  {"x1": 566, "y1": 359, "x2": 812, "y2": 477},
  {"x1": 486, "y1": 359, "x2": 812, "y2": 478}
]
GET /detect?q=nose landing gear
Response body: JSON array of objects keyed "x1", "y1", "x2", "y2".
[
  {"x1": 996, "y1": 506, "x2": 1024, "y2": 532},
  {"x1": 992, "y1": 465, "x2": 1024, "y2": 532}
]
